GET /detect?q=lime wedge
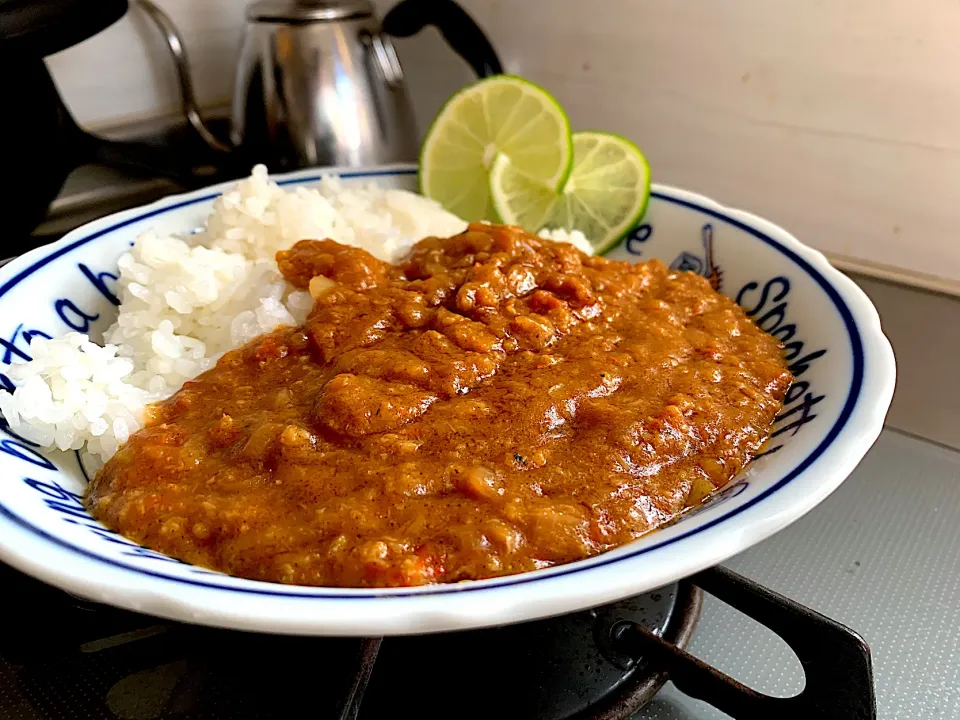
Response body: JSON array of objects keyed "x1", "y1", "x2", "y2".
[
  {"x1": 420, "y1": 76, "x2": 573, "y2": 222},
  {"x1": 489, "y1": 131, "x2": 651, "y2": 254}
]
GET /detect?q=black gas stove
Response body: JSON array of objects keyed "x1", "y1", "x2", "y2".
[{"x1": 0, "y1": 560, "x2": 875, "y2": 720}]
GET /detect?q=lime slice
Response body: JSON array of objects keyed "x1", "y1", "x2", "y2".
[
  {"x1": 489, "y1": 131, "x2": 651, "y2": 254},
  {"x1": 420, "y1": 75, "x2": 573, "y2": 222}
]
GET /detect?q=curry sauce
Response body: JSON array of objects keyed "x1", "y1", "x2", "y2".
[{"x1": 87, "y1": 223, "x2": 792, "y2": 587}]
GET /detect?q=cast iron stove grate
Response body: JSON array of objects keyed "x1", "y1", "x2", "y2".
[{"x1": 0, "y1": 564, "x2": 875, "y2": 720}]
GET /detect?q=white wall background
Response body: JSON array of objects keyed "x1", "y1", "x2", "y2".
[{"x1": 47, "y1": 0, "x2": 960, "y2": 287}]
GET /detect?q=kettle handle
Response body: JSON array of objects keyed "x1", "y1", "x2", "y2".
[{"x1": 382, "y1": 0, "x2": 503, "y2": 78}]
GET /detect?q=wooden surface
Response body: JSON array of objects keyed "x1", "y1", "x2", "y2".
[{"x1": 47, "y1": 0, "x2": 960, "y2": 286}]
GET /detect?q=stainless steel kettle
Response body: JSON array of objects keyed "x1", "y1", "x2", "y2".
[{"x1": 140, "y1": 0, "x2": 502, "y2": 172}]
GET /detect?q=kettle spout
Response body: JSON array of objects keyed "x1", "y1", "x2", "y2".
[{"x1": 136, "y1": 0, "x2": 232, "y2": 154}]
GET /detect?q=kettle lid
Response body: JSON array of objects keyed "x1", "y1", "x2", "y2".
[{"x1": 247, "y1": 0, "x2": 374, "y2": 22}]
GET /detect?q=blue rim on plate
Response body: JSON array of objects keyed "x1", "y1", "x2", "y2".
[{"x1": 0, "y1": 170, "x2": 864, "y2": 600}]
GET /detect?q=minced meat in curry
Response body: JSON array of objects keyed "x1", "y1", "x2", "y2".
[{"x1": 87, "y1": 223, "x2": 792, "y2": 587}]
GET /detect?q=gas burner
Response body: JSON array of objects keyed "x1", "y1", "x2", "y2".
[
  {"x1": 344, "y1": 582, "x2": 700, "y2": 720},
  {"x1": 0, "y1": 564, "x2": 876, "y2": 719}
]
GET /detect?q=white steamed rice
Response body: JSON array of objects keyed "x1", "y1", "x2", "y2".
[{"x1": 0, "y1": 165, "x2": 592, "y2": 469}]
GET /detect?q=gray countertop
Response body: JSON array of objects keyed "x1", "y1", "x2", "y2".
[{"x1": 637, "y1": 429, "x2": 960, "y2": 719}]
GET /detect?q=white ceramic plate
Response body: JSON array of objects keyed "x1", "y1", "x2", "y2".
[{"x1": 0, "y1": 165, "x2": 895, "y2": 636}]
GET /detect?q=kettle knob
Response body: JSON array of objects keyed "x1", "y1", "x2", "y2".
[{"x1": 248, "y1": 0, "x2": 376, "y2": 22}]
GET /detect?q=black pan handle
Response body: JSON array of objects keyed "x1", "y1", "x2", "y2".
[
  {"x1": 382, "y1": 0, "x2": 503, "y2": 78},
  {"x1": 0, "y1": 0, "x2": 128, "y2": 57},
  {"x1": 612, "y1": 566, "x2": 877, "y2": 719}
]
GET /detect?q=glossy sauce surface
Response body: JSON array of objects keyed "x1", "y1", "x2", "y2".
[{"x1": 87, "y1": 224, "x2": 792, "y2": 587}]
